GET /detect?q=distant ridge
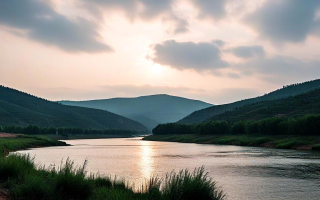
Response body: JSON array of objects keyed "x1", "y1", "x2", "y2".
[
  {"x1": 179, "y1": 79, "x2": 320, "y2": 124},
  {"x1": 60, "y1": 94, "x2": 212, "y2": 130},
  {"x1": 0, "y1": 86, "x2": 147, "y2": 133}
]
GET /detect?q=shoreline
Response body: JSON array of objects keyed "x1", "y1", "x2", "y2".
[
  {"x1": 0, "y1": 134, "x2": 68, "y2": 157},
  {"x1": 39, "y1": 134, "x2": 135, "y2": 140},
  {"x1": 0, "y1": 134, "x2": 224, "y2": 200},
  {"x1": 143, "y1": 134, "x2": 320, "y2": 151}
]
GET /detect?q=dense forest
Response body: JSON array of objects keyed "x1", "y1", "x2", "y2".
[
  {"x1": 155, "y1": 84, "x2": 320, "y2": 136},
  {"x1": 179, "y1": 79, "x2": 320, "y2": 124},
  {"x1": 153, "y1": 114, "x2": 320, "y2": 136},
  {"x1": 0, "y1": 86, "x2": 147, "y2": 133},
  {"x1": 0, "y1": 125, "x2": 137, "y2": 136},
  {"x1": 209, "y1": 88, "x2": 320, "y2": 122}
]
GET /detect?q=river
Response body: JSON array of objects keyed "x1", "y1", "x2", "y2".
[{"x1": 16, "y1": 137, "x2": 320, "y2": 200}]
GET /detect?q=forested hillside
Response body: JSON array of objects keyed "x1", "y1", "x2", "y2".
[
  {"x1": 60, "y1": 94, "x2": 212, "y2": 130},
  {"x1": 179, "y1": 79, "x2": 320, "y2": 124},
  {"x1": 0, "y1": 86, "x2": 147, "y2": 133},
  {"x1": 209, "y1": 88, "x2": 320, "y2": 122}
]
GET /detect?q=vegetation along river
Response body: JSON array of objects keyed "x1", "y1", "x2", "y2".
[{"x1": 16, "y1": 137, "x2": 320, "y2": 200}]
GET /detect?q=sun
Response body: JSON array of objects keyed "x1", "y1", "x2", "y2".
[{"x1": 151, "y1": 64, "x2": 163, "y2": 75}]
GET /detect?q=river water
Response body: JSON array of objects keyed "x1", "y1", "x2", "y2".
[{"x1": 16, "y1": 138, "x2": 320, "y2": 200}]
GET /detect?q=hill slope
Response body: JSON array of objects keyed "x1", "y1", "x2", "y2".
[
  {"x1": 0, "y1": 86, "x2": 147, "y2": 133},
  {"x1": 210, "y1": 88, "x2": 320, "y2": 122},
  {"x1": 179, "y1": 79, "x2": 320, "y2": 124},
  {"x1": 60, "y1": 94, "x2": 212, "y2": 130}
]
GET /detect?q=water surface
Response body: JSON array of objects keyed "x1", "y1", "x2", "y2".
[{"x1": 17, "y1": 138, "x2": 320, "y2": 200}]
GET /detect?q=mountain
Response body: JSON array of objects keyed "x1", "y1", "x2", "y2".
[
  {"x1": 60, "y1": 94, "x2": 212, "y2": 130},
  {"x1": 0, "y1": 86, "x2": 147, "y2": 133},
  {"x1": 179, "y1": 79, "x2": 320, "y2": 124},
  {"x1": 209, "y1": 88, "x2": 320, "y2": 122}
]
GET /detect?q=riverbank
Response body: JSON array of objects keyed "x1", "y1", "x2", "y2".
[
  {"x1": 37, "y1": 134, "x2": 135, "y2": 140},
  {"x1": 143, "y1": 134, "x2": 320, "y2": 150},
  {"x1": 0, "y1": 155, "x2": 224, "y2": 200},
  {"x1": 0, "y1": 133, "x2": 225, "y2": 200},
  {"x1": 0, "y1": 133, "x2": 68, "y2": 156}
]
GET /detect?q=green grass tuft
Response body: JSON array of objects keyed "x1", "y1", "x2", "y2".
[{"x1": 161, "y1": 167, "x2": 225, "y2": 200}]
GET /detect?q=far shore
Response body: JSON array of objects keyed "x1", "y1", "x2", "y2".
[{"x1": 143, "y1": 134, "x2": 320, "y2": 151}]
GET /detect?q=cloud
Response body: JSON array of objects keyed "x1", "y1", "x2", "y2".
[
  {"x1": 167, "y1": 15, "x2": 189, "y2": 34},
  {"x1": 235, "y1": 55, "x2": 320, "y2": 84},
  {"x1": 212, "y1": 39, "x2": 225, "y2": 47},
  {"x1": 191, "y1": 0, "x2": 227, "y2": 20},
  {"x1": 229, "y1": 45, "x2": 265, "y2": 58},
  {"x1": 245, "y1": 0, "x2": 320, "y2": 44},
  {"x1": 83, "y1": 0, "x2": 172, "y2": 19},
  {"x1": 149, "y1": 40, "x2": 227, "y2": 71},
  {"x1": 82, "y1": 0, "x2": 188, "y2": 34},
  {"x1": 0, "y1": 0, "x2": 112, "y2": 53}
]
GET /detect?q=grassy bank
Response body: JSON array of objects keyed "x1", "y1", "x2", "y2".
[
  {"x1": 143, "y1": 134, "x2": 320, "y2": 150},
  {"x1": 0, "y1": 135, "x2": 68, "y2": 156},
  {"x1": 0, "y1": 154, "x2": 225, "y2": 200}
]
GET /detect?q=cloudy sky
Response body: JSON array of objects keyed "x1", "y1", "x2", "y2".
[{"x1": 0, "y1": 0, "x2": 319, "y2": 104}]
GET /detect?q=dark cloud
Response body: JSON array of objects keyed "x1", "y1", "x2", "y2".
[
  {"x1": 83, "y1": 0, "x2": 172, "y2": 19},
  {"x1": 0, "y1": 0, "x2": 112, "y2": 53},
  {"x1": 212, "y1": 39, "x2": 225, "y2": 47},
  {"x1": 229, "y1": 45, "x2": 265, "y2": 58},
  {"x1": 245, "y1": 0, "x2": 320, "y2": 43},
  {"x1": 191, "y1": 0, "x2": 227, "y2": 20},
  {"x1": 139, "y1": 0, "x2": 172, "y2": 19},
  {"x1": 170, "y1": 16, "x2": 189, "y2": 34},
  {"x1": 82, "y1": 0, "x2": 189, "y2": 35},
  {"x1": 150, "y1": 40, "x2": 227, "y2": 71}
]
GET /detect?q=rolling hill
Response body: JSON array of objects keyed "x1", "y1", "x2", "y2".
[
  {"x1": 60, "y1": 94, "x2": 212, "y2": 130},
  {"x1": 0, "y1": 86, "x2": 147, "y2": 133},
  {"x1": 209, "y1": 87, "x2": 320, "y2": 122},
  {"x1": 179, "y1": 79, "x2": 320, "y2": 124}
]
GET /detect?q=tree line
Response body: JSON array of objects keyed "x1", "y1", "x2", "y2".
[
  {"x1": 153, "y1": 114, "x2": 320, "y2": 136},
  {"x1": 0, "y1": 125, "x2": 137, "y2": 136}
]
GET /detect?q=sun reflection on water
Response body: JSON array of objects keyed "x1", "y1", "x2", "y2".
[{"x1": 139, "y1": 141, "x2": 154, "y2": 179}]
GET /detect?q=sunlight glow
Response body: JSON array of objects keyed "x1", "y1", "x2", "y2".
[{"x1": 151, "y1": 64, "x2": 163, "y2": 75}]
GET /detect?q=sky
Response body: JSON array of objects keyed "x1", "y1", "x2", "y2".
[{"x1": 0, "y1": 0, "x2": 319, "y2": 105}]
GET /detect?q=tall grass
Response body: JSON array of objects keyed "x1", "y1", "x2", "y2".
[
  {"x1": 161, "y1": 167, "x2": 225, "y2": 200},
  {"x1": 0, "y1": 154, "x2": 225, "y2": 200}
]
